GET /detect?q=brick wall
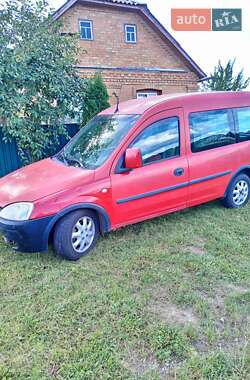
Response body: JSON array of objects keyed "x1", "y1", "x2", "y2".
[
  {"x1": 78, "y1": 68, "x2": 199, "y2": 104},
  {"x1": 61, "y1": 2, "x2": 200, "y2": 104}
]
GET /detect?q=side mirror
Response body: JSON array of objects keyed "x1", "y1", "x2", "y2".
[{"x1": 125, "y1": 148, "x2": 143, "y2": 169}]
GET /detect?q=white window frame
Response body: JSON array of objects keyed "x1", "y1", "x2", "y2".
[
  {"x1": 136, "y1": 91, "x2": 159, "y2": 99},
  {"x1": 125, "y1": 24, "x2": 137, "y2": 44},
  {"x1": 79, "y1": 20, "x2": 93, "y2": 41}
]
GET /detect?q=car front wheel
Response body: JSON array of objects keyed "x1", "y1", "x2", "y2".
[
  {"x1": 53, "y1": 210, "x2": 100, "y2": 261},
  {"x1": 222, "y1": 174, "x2": 250, "y2": 209}
]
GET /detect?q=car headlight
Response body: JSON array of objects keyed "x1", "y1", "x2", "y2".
[{"x1": 0, "y1": 202, "x2": 34, "y2": 221}]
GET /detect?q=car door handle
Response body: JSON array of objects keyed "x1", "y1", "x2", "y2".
[{"x1": 174, "y1": 168, "x2": 184, "y2": 177}]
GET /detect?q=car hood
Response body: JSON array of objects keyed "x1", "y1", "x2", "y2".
[{"x1": 0, "y1": 158, "x2": 94, "y2": 207}]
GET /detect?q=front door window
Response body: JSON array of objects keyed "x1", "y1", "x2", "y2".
[{"x1": 130, "y1": 117, "x2": 180, "y2": 165}]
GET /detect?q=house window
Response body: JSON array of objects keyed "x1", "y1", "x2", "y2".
[
  {"x1": 125, "y1": 24, "x2": 137, "y2": 43},
  {"x1": 136, "y1": 90, "x2": 161, "y2": 99},
  {"x1": 79, "y1": 20, "x2": 93, "y2": 40}
]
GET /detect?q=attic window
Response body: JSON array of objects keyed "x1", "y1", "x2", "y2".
[
  {"x1": 125, "y1": 24, "x2": 137, "y2": 43},
  {"x1": 136, "y1": 89, "x2": 162, "y2": 99},
  {"x1": 79, "y1": 20, "x2": 93, "y2": 40}
]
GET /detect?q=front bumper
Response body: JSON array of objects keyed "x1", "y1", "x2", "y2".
[{"x1": 0, "y1": 216, "x2": 54, "y2": 253}]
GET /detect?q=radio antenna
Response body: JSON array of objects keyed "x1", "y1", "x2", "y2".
[{"x1": 113, "y1": 92, "x2": 119, "y2": 113}]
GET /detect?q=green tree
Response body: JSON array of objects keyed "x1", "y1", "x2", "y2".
[
  {"x1": 201, "y1": 59, "x2": 250, "y2": 92},
  {"x1": 82, "y1": 73, "x2": 110, "y2": 125},
  {"x1": 0, "y1": 0, "x2": 87, "y2": 163}
]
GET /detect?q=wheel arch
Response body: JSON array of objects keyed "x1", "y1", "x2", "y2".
[
  {"x1": 43, "y1": 203, "x2": 111, "y2": 249},
  {"x1": 224, "y1": 165, "x2": 250, "y2": 197}
]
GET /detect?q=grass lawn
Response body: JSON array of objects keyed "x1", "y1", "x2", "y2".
[{"x1": 0, "y1": 201, "x2": 250, "y2": 379}]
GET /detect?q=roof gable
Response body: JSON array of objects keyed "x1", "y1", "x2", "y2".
[{"x1": 53, "y1": 0, "x2": 206, "y2": 79}]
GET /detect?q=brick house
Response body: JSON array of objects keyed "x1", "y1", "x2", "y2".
[{"x1": 54, "y1": 0, "x2": 206, "y2": 105}]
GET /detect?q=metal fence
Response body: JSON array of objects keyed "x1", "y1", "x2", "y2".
[{"x1": 0, "y1": 124, "x2": 79, "y2": 178}]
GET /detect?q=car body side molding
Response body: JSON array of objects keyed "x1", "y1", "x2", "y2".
[{"x1": 117, "y1": 170, "x2": 232, "y2": 204}]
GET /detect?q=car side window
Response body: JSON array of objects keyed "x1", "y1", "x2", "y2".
[
  {"x1": 234, "y1": 107, "x2": 250, "y2": 142},
  {"x1": 189, "y1": 109, "x2": 235, "y2": 153},
  {"x1": 130, "y1": 117, "x2": 180, "y2": 165}
]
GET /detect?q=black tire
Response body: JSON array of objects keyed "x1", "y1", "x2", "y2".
[
  {"x1": 221, "y1": 173, "x2": 250, "y2": 209},
  {"x1": 53, "y1": 209, "x2": 100, "y2": 261}
]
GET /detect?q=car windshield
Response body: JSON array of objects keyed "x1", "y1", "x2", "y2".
[{"x1": 57, "y1": 114, "x2": 140, "y2": 169}]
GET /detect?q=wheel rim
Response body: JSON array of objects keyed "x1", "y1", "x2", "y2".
[
  {"x1": 232, "y1": 180, "x2": 249, "y2": 206},
  {"x1": 71, "y1": 216, "x2": 95, "y2": 253}
]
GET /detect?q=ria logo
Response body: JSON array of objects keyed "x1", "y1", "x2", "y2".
[
  {"x1": 212, "y1": 9, "x2": 242, "y2": 31},
  {"x1": 171, "y1": 8, "x2": 242, "y2": 31}
]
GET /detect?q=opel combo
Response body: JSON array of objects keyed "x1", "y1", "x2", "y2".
[{"x1": 1, "y1": 92, "x2": 250, "y2": 260}]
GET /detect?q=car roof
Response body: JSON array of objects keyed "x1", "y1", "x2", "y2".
[{"x1": 100, "y1": 91, "x2": 250, "y2": 116}]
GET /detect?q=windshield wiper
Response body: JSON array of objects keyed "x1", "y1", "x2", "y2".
[
  {"x1": 55, "y1": 148, "x2": 68, "y2": 165},
  {"x1": 64, "y1": 152, "x2": 84, "y2": 168},
  {"x1": 56, "y1": 148, "x2": 84, "y2": 168}
]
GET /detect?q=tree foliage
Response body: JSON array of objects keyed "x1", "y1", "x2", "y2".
[
  {"x1": 81, "y1": 73, "x2": 110, "y2": 126},
  {"x1": 201, "y1": 59, "x2": 250, "y2": 92},
  {"x1": 0, "y1": 0, "x2": 87, "y2": 163}
]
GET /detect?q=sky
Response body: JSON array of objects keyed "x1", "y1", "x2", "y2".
[{"x1": 48, "y1": 0, "x2": 250, "y2": 79}]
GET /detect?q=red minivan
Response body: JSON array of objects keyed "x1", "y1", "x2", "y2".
[{"x1": 1, "y1": 92, "x2": 250, "y2": 260}]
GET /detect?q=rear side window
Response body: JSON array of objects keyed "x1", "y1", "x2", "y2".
[
  {"x1": 189, "y1": 109, "x2": 235, "y2": 153},
  {"x1": 234, "y1": 107, "x2": 250, "y2": 142},
  {"x1": 131, "y1": 117, "x2": 180, "y2": 165}
]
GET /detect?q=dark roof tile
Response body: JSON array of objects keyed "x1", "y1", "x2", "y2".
[{"x1": 107, "y1": 0, "x2": 141, "y2": 5}]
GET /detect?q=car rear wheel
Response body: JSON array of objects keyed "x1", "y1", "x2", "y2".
[
  {"x1": 221, "y1": 174, "x2": 250, "y2": 209},
  {"x1": 53, "y1": 210, "x2": 100, "y2": 261}
]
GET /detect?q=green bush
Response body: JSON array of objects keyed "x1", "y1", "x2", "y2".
[
  {"x1": 0, "y1": 0, "x2": 87, "y2": 163},
  {"x1": 82, "y1": 73, "x2": 110, "y2": 126}
]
